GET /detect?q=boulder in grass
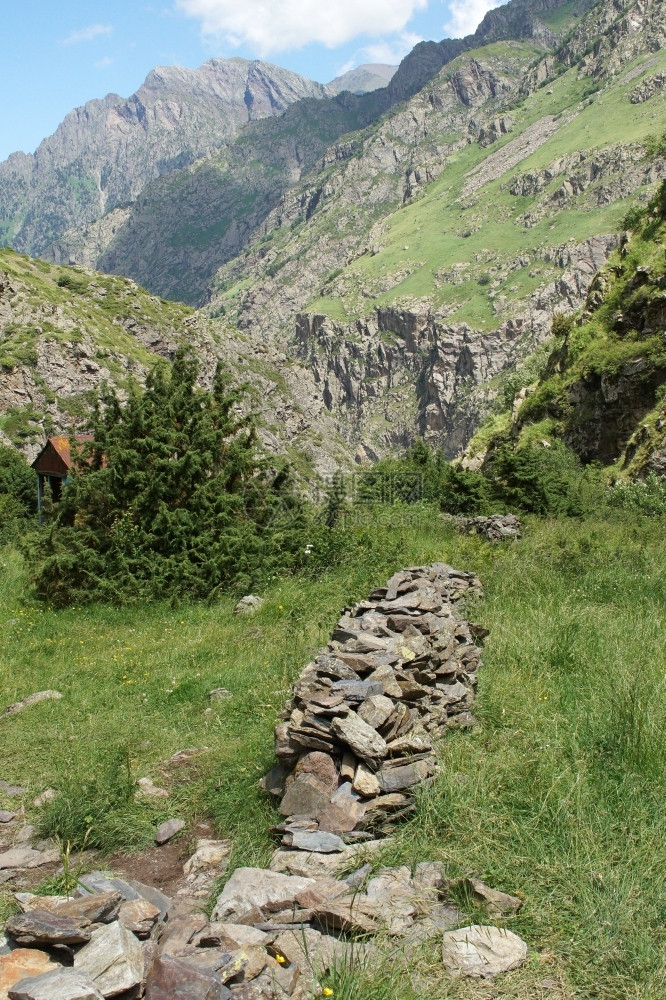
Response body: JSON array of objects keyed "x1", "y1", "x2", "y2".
[
  {"x1": 233, "y1": 596, "x2": 265, "y2": 615},
  {"x1": 441, "y1": 924, "x2": 528, "y2": 978}
]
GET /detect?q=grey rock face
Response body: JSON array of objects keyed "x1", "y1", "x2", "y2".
[{"x1": 1, "y1": 59, "x2": 327, "y2": 258}]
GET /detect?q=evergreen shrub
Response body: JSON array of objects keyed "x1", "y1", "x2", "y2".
[{"x1": 29, "y1": 350, "x2": 308, "y2": 605}]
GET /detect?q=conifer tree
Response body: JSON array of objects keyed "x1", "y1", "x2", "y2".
[{"x1": 31, "y1": 350, "x2": 306, "y2": 604}]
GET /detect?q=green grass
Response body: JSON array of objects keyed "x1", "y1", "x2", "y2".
[
  {"x1": 303, "y1": 43, "x2": 666, "y2": 332},
  {"x1": 2, "y1": 512, "x2": 666, "y2": 996}
]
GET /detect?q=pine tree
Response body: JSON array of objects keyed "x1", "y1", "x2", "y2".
[{"x1": 31, "y1": 350, "x2": 306, "y2": 605}]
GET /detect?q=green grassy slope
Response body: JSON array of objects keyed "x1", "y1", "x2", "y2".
[
  {"x1": 0, "y1": 249, "x2": 195, "y2": 446},
  {"x1": 2, "y1": 511, "x2": 666, "y2": 997},
  {"x1": 466, "y1": 186, "x2": 666, "y2": 474},
  {"x1": 304, "y1": 47, "x2": 666, "y2": 330}
]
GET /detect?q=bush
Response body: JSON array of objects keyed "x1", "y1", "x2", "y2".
[
  {"x1": 29, "y1": 350, "x2": 308, "y2": 605},
  {"x1": 607, "y1": 471, "x2": 666, "y2": 515},
  {"x1": 622, "y1": 205, "x2": 648, "y2": 232},
  {"x1": 0, "y1": 444, "x2": 36, "y2": 513},
  {"x1": 56, "y1": 272, "x2": 88, "y2": 294},
  {"x1": 485, "y1": 441, "x2": 606, "y2": 517},
  {"x1": 0, "y1": 495, "x2": 30, "y2": 545}
]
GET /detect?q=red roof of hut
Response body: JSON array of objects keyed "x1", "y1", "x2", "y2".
[{"x1": 31, "y1": 435, "x2": 94, "y2": 477}]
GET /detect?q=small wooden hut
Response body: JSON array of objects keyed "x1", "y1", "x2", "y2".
[{"x1": 31, "y1": 435, "x2": 92, "y2": 515}]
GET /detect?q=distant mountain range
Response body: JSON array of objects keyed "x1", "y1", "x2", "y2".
[{"x1": 3, "y1": 0, "x2": 666, "y2": 479}]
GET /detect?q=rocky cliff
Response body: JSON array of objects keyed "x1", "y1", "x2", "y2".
[{"x1": 0, "y1": 59, "x2": 327, "y2": 257}]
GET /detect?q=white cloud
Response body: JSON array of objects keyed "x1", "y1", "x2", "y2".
[
  {"x1": 61, "y1": 24, "x2": 114, "y2": 46},
  {"x1": 176, "y1": 0, "x2": 428, "y2": 55},
  {"x1": 94, "y1": 56, "x2": 114, "y2": 68},
  {"x1": 443, "y1": 0, "x2": 505, "y2": 38},
  {"x1": 361, "y1": 31, "x2": 422, "y2": 64}
]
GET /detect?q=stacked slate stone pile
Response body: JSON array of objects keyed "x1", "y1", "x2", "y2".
[
  {"x1": 264, "y1": 563, "x2": 483, "y2": 846},
  {"x1": 451, "y1": 514, "x2": 521, "y2": 541}
]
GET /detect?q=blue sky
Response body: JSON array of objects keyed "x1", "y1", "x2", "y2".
[{"x1": 1, "y1": 0, "x2": 505, "y2": 162}]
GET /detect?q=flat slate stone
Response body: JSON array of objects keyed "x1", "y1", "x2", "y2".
[
  {"x1": 118, "y1": 898, "x2": 161, "y2": 938},
  {"x1": 0, "y1": 811, "x2": 16, "y2": 824},
  {"x1": 358, "y1": 695, "x2": 394, "y2": 730},
  {"x1": 0, "y1": 949, "x2": 59, "y2": 998},
  {"x1": 290, "y1": 831, "x2": 347, "y2": 854},
  {"x1": 331, "y1": 713, "x2": 388, "y2": 760},
  {"x1": 329, "y1": 681, "x2": 385, "y2": 702},
  {"x1": 8, "y1": 968, "x2": 104, "y2": 1000},
  {"x1": 145, "y1": 953, "x2": 230, "y2": 999},
  {"x1": 0, "y1": 783, "x2": 25, "y2": 798},
  {"x1": 73, "y1": 922, "x2": 144, "y2": 997},
  {"x1": 212, "y1": 868, "x2": 315, "y2": 923},
  {"x1": 5, "y1": 912, "x2": 92, "y2": 947},
  {"x1": 0, "y1": 848, "x2": 59, "y2": 871},
  {"x1": 278, "y1": 774, "x2": 331, "y2": 819}
]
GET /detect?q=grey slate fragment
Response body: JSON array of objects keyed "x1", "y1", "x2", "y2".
[
  {"x1": 330, "y1": 712, "x2": 388, "y2": 760},
  {"x1": 5, "y1": 911, "x2": 92, "y2": 947},
  {"x1": 278, "y1": 774, "x2": 331, "y2": 818},
  {"x1": 290, "y1": 831, "x2": 347, "y2": 854},
  {"x1": 0, "y1": 810, "x2": 15, "y2": 823},
  {"x1": 74, "y1": 921, "x2": 144, "y2": 996},
  {"x1": 155, "y1": 818, "x2": 185, "y2": 845},
  {"x1": 8, "y1": 969, "x2": 104, "y2": 1000},
  {"x1": 329, "y1": 680, "x2": 385, "y2": 701}
]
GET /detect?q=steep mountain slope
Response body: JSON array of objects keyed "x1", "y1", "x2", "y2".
[
  {"x1": 464, "y1": 183, "x2": 666, "y2": 476},
  {"x1": 326, "y1": 64, "x2": 398, "y2": 96},
  {"x1": 38, "y1": 0, "x2": 581, "y2": 304},
  {"x1": 0, "y1": 59, "x2": 326, "y2": 257},
  {"x1": 201, "y1": 0, "x2": 666, "y2": 460}
]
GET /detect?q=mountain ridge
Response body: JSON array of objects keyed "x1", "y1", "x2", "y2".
[{"x1": 3, "y1": 0, "x2": 666, "y2": 478}]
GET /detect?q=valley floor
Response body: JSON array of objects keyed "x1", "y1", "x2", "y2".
[{"x1": 1, "y1": 511, "x2": 665, "y2": 998}]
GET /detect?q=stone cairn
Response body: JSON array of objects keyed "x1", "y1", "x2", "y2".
[
  {"x1": 446, "y1": 513, "x2": 522, "y2": 542},
  {"x1": 0, "y1": 564, "x2": 529, "y2": 999},
  {"x1": 264, "y1": 562, "x2": 483, "y2": 846}
]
